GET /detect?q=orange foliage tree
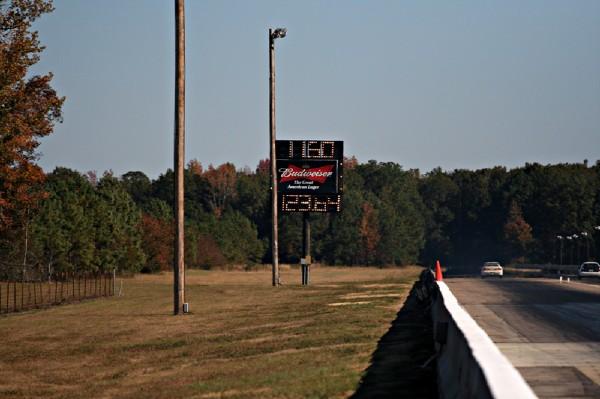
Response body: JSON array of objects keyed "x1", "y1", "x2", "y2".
[
  {"x1": 0, "y1": 0, "x2": 64, "y2": 234},
  {"x1": 203, "y1": 163, "x2": 237, "y2": 217},
  {"x1": 140, "y1": 213, "x2": 173, "y2": 272}
]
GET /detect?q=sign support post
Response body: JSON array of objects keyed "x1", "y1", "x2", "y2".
[{"x1": 302, "y1": 212, "x2": 311, "y2": 285}]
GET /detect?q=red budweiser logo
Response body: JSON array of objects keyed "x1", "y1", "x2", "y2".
[{"x1": 279, "y1": 164, "x2": 334, "y2": 183}]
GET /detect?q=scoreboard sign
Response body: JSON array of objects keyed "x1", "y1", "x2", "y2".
[{"x1": 276, "y1": 140, "x2": 343, "y2": 213}]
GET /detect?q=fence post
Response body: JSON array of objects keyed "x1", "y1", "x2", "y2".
[
  {"x1": 113, "y1": 269, "x2": 116, "y2": 296},
  {"x1": 13, "y1": 281, "x2": 17, "y2": 311}
]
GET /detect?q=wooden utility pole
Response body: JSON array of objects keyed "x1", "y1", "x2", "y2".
[
  {"x1": 269, "y1": 28, "x2": 286, "y2": 287},
  {"x1": 174, "y1": 0, "x2": 186, "y2": 314}
]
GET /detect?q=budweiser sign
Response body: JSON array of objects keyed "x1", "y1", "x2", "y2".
[{"x1": 279, "y1": 164, "x2": 334, "y2": 183}]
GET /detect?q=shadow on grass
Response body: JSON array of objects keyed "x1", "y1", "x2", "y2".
[{"x1": 351, "y1": 282, "x2": 437, "y2": 399}]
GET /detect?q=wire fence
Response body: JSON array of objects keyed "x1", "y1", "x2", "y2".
[{"x1": 0, "y1": 272, "x2": 114, "y2": 314}]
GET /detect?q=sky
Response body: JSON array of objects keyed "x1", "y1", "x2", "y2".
[{"x1": 31, "y1": 0, "x2": 600, "y2": 178}]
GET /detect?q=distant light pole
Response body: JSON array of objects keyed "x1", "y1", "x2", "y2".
[
  {"x1": 581, "y1": 232, "x2": 589, "y2": 261},
  {"x1": 556, "y1": 235, "x2": 564, "y2": 265},
  {"x1": 269, "y1": 27, "x2": 286, "y2": 287},
  {"x1": 566, "y1": 235, "x2": 573, "y2": 264},
  {"x1": 595, "y1": 226, "x2": 600, "y2": 260},
  {"x1": 572, "y1": 234, "x2": 580, "y2": 264}
]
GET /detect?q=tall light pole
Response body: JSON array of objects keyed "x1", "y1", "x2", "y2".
[
  {"x1": 595, "y1": 226, "x2": 600, "y2": 260},
  {"x1": 581, "y1": 231, "x2": 589, "y2": 261},
  {"x1": 269, "y1": 27, "x2": 286, "y2": 287},
  {"x1": 556, "y1": 235, "x2": 564, "y2": 265},
  {"x1": 573, "y1": 234, "x2": 580, "y2": 264},
  {"x1": 174, "y1": 0, "x2": 186, "y2": 314}
]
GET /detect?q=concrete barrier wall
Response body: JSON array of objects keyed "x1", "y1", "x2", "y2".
[{"x1": 431, "y1": 280, "x2": 537, "y2": 399}]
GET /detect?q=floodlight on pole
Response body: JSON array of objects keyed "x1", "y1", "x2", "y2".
[{"x1": 271, "y1": 28, "x2": 287, "y2": 39}]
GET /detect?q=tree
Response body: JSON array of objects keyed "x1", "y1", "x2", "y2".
[
  {"x1": 140, "y1": 213, "x2": 173, "y2": 272},
  {"x1": 419, "y1": 168, "x2": 459, "y2": 265},
  {"x1": 359, "y1": 202, "x2": 379, "y2": 265},
  {"x1": 94, "y1": 173, "x2": 146, "y2": 272},
  {"x1": 30, "y1": 168, "x2": 96, "y2": 276},
  {"x1": 204, "y1": 163, "x2": 237, "y2": 217},
  {"x1": 503, "y1": 201, "x2": 533, "y2": 262},
  {"x1": 121, "y1": 171, "x2": 151, "y2": 205},
  {"x1": 0, "y1": 0, "x2": 64, "y2": 233}
]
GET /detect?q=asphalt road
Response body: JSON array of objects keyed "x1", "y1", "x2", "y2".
[{"x1": 445, "y1": 277, "x2": 600, "y2": 399}]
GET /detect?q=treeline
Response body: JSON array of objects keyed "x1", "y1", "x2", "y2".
[{"x1": 2, "y1": 158, "x2": 599, "y2": 278}]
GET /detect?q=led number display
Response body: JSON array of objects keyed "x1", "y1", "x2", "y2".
[
  {"x1": 280, "y1": 194, "x2": 342, "y2": 213},
  {"x1": 276, "y1": 140, "x2": 343, "y2": 160}
]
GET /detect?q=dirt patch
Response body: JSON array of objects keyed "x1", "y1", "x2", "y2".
[
  {"x1": 340, "y1": 293, "x2": 402, "y2": 300},
  {"x1": 328, "y1": 301, "x2": 373, "y2": 306},
  {"x1": 360, "y1": 283, "x2": 407, "y2": 288},
  {"x1": 197, "y1": 388, "x2": 272, "y2": 398}
]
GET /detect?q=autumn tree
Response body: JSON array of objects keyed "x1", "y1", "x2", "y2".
[
  {"x1": 204, "y1": 163, "x2": 237, "y2": 217},
  {"x1": 187, "y1": 159, "x2": 202, "y2": 176},
  {"x1": 140, "y1": 213, "x2": 173, "y2": 272},
  {"x1": 503, "y1": 201, "x2": 533, "y2": 263},
  {"x1": 0, "y1": 0, "x2": 64, "y2": 274}
]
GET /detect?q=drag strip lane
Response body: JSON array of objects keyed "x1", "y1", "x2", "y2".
[{"x1": 445, "y1": 277, "x2": 600, "y2": 398}]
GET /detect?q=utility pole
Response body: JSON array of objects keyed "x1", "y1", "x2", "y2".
[
  {"x1": 269, "y1": 28, "x2": 286, "y2": 287},
  {"x1": 174, "y1": 0, "x2": 186, "y2": 314}
]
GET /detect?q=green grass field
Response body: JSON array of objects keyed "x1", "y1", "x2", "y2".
[{"x1": 0, "y1": 266, "x2": 421, "y2": 399}]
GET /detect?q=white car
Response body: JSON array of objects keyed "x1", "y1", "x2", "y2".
[
  {"x1": 481, "y1": 262, "x2": 503, "y2": 278},
  {"x1": 577, "y1": 262, "x2": 600, "y2": 279}
]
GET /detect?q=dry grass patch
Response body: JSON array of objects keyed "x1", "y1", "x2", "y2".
[{"x1": 0, "y1": 266, "x2": 422, "y2": 399}]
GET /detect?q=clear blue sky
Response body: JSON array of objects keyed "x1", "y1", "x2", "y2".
[{"x1": 32, "y1": 0, "x2": 600, "y2": 178}]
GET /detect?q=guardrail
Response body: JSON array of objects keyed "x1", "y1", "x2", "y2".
[
  {"x1": 512, "y1": 263, "x2": 579, "y2": 274},
  {"x1": 425, "y1": 272, "x2": 537, "y2": 399}
]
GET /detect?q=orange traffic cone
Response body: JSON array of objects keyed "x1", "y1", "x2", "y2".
[{"x1": 435, "y1": 260, "x2": 443, "y2": 281}]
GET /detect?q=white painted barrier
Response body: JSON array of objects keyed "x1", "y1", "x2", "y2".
[{"x1": 432, "y1": 281, "x2": 537, "y2": 399}]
